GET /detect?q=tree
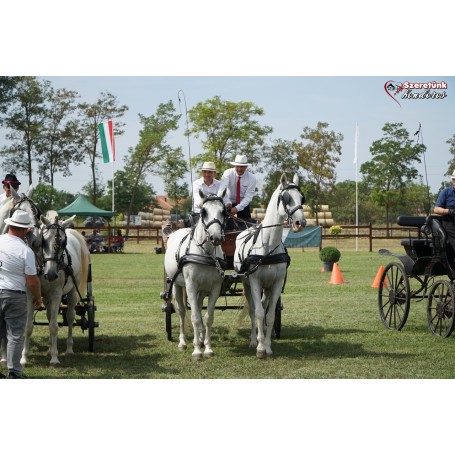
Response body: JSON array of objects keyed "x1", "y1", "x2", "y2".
[
  {"x1": 77, "y1": 91, "x2": 128, "y2": 204},
  {"x1": 187, "y1": 96, "x2": 272, "y2": 173},
  {"x1": 0, "y1": 76, "x2": 50, "y2": 185},
  {"x1": 260, "y1": 138, "x2": 301, "y2": 203},
  {"x1": 157, "y1": 147, "x2": 189, "y2": 211},
  {"x1": 446, "y1": 133, "x2": 455, "y2": 175},
  {"x1": 0, "y1": 76, "x2": 18, "y2": 117},
  {"x1": 122, "y1": 101, "x2": 181, "y2": 231},
  {"x1": 360, "y1": 122, "x2": 425, "y2": 231},
  {"x1": 98, "y1": 170, "x2": 155, "y2": 214},
  {"x1": 294, "y1": 122, "x2": 343, "y2": 223},
  {"x1": 35, "y1": 87, "x2": 84, "y2": 193},
  {"x1": 32, "y1": 183, "x2": 75, "y2": 214}
]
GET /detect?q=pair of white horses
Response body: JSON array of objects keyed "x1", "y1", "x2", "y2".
[
  {"x1": 0, "y1": 186, "x2": 90, "y2": 367},
  {"x1": 164, "y1": 173, "x2": 306, "y2": 359}
]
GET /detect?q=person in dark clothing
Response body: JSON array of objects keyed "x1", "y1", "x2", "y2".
[{"x1": 434, "y1": 170, "x2": 455, "y2": 253}]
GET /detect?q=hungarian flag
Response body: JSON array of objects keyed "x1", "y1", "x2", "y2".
[{"x1": 99, "y1": 119, "x2": 115, "y2": 163}]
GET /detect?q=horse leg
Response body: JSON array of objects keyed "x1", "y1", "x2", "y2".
[
  {"x1": 20, "y1": 296, "x2": 35, "y2": 367},
  {"x1": 243, "y1": 282, "x2": 258, "y2": 349},
  {"x1": 46, "y1": 298, "x2": 61, "y2": 365},
  {"x1": 0, "y1": 336, "x2": 7, "y2": 364},
  {"x1": 250, "y1": 280, "x2": 267, "y2": 359},
  {"x1": 65, "y1": 289, "x2": 77, "y2": 356},
  {"x1": 174, "y1": 285, "x2": 187, "y2": 351},
  {"x1": 203, "y1": 286, "x2": 220, "y2": 358},
  {"x1": 186, "y1": 283, "x2": 203, "y2": 360},
  {"x1": 263, "y1": 286, "x2": 281, "y2": 357}
]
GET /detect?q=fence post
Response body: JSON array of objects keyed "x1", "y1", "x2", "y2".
[{"x1": 369, "y1": 223, "x2": 373, "y2": 252}]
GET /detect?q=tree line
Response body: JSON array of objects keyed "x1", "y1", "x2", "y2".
[{"x1": 1, "y1": 76, "x2": 454, "y2": 229}]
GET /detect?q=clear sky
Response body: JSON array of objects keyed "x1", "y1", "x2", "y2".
[{"x1": 3, "y1": 75, "x2": 454, "y2": 200}]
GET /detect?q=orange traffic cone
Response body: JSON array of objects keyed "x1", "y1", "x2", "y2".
[
  {"x1": 371, "y1": 265, "x2": 387, "y2": 288},
  {"x1": 329, "y1": 262, "x2": 345, "y2": 285}
]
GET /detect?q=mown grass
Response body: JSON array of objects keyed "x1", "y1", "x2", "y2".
[{"x1": 7, "y1": 238, "x2": 455, "y2": 379}]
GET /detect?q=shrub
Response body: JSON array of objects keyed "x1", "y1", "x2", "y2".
[
  {"x1": 329, "y1": 225, "x2": 342, "y2": 236},
  {"x1": 319, "y1": 246, "x2": 341, "y2": 263}
]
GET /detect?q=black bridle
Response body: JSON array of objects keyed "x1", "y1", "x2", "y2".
[
  {"x1": 277, "y1": 183, "x2": 305, "y2": 223},
  {"x1": 39, "y1": 221, "x2": 68, "y2": 274},
  {"x1": 200, "y1": 195, "x2": 227, "y2": 231}
]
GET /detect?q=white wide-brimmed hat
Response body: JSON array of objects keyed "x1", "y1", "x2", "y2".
[
  {"x1": 200, "y1": 161, "x2": 217, "y2": 172},
  {"x1": 451, "y1": 170, "x2": 455, "y2": 179},
  {"x1": 230, "y1": 154, "x2": 249, "y2": 166},
  {"x1": 4, "y1": 209, "x2": 35, "y2": 228}
]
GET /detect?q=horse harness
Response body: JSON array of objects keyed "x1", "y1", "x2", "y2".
[{"x1": 38, "y1": 219, "x2": 84, "y2": 301}]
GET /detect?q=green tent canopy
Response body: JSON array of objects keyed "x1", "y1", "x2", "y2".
[{"x1": 57, "y1": 195, "x2": 116, "y2": 218}]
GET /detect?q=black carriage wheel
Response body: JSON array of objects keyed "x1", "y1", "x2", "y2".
[
  {"x1": 87, "y1": 302, "x2": 95, "y2": 352},
  {"x1": 165, "y1": 300, "x2": 173, "y2": 341},
  {"x1": 427, "y1": 280, "x2": 455, "y2": 338},
  {"x1": 378, "y1": 262, "x2": 410, "y2": 331},
  {"x1": 273, "y1": 297, "x2": 282, "y2": 339}
]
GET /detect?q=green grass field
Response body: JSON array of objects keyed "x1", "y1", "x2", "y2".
[{"x1": 7, "y1": 237, "x2": 455, "y2": 379}]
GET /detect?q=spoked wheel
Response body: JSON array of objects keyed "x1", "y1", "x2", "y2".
[
  {"x1": 87, "y1": 301, "x2": 95, "y2": 352},
  {"x1": 378, "y1": 262, "x2": 410, "y2": 331},
  {"x1": 427, "y1": 280, "x2": 455, "y2": 337}
]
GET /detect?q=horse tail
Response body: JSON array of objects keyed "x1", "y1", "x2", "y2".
[{"x1": 67, "y1": 229, "x2": 90, "y2": 294}]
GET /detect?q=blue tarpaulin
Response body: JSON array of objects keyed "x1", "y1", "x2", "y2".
[{"x1": 282, "y1": 226, "x2": 321, "y2": 248}]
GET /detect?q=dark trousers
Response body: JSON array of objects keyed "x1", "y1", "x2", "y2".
[{"x1": 442, "y1": 219, "x2": 455, "y2": 257}]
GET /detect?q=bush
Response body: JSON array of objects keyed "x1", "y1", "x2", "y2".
[
  {"x1": 329, "y1": 225, "x2": 342, "y2": 236},
  {"x1": 319, "y1": 246, "x2": 341, "y2": 263}
]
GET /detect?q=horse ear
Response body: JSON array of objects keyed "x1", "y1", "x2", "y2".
[
  {"x1": 199, "y1": 189, "x2": 206, "y2": 199},
  {"x1": 40, "y1": 214, "x2": 51, "y2": 226},
  {"x1": 26, "y1": 184, "x2": 34, "y2": 198},
  {"x1": 280, "y1": 173, "x2": 287, "y2": 186},
  {"x1": 62, "y1": 215, "x2": 76, "y2": 228},
  {"x1": 220, "y1": 188, "x2": 227, "y2": 198},
  {"x1": 293, "y1": 173, "x2": 299, "y2": 186}
]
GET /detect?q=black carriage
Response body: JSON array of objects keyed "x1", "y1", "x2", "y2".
[
  {"x1": 378, "y1": 215, "x2": 455, "y2": 337},
  {"x1": 33, "y1": 262, "x2": 99, "y2": 351},
  {"x1": 160, "y1": 230, "x2": 283, "y2": 341}
]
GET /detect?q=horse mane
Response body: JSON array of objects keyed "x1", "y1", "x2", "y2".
[{"x1": 66, "y1": 228, "x2": 90, "y2": 293}]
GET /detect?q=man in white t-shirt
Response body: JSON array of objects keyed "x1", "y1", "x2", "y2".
[{"x1": 0, "y1": 210, "x2": 42, "y2": 379}]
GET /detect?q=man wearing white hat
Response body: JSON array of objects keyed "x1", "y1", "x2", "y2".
[
  {"x1": 192, "y1": 161, "x2": 221, "y2": 215},
  {"x1": 218, "y1": 154, "x2": 257, "y2": 227},
  {"x1": 435, "y1": 170, "x2": 455, "y2": 253},
  {"x1": 0, "y1": 210, "x2": 42, "y2": 379}
]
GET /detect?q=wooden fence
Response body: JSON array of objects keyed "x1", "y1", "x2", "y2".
[{"x1": 76, "y1": 223, "x2": 423, "y2": 253}]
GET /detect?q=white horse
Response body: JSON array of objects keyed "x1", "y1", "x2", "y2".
[
  {"x1": 164, "y1": 190, "x2": 227, "y2": 359},
  {"x1": 234, "y1": 173, "x2": 306, "y2": 359},
  {"x1": 21, "y1": 215, "x2": 90, "y2": 366}
]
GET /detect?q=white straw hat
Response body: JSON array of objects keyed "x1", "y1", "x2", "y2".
[
  {"x1": 230, "y1": 154, "x2": 249, "y2": 166},
  {"x1": 4, "y1": 209, "x2": 35, "y2": 228},
  {"x1": 451, "y1": 170, "x2": 455, "y2": 179},
  {"x1": 200, "y1": 161, "x2": 217, "y2": 172}
]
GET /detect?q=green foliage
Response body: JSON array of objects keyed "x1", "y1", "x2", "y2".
[
  {"x1": 329, "y1": 225, "x2": 342, "y2": 236},
  {"x1": 319, "y1": 246, "x2": 341, "y2": 263},
  {"x1": 33, "y1": 183, "x2": 75, "y2": 213},
  {"x1": 157, "y1": 147, "x2": 189, "y2": 204},
  {"x1": 188, "y1": 96, "x2": 272, "y2": 173},
  {"x1": 294, "y1": 122, "x2": 343, "y2": 223}
]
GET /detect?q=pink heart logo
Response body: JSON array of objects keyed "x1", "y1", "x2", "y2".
[{"x1": 384, "y1": 80, "x2": 403, "y2": 107}]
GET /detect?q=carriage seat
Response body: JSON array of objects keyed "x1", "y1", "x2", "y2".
[{"x1": 397, "y1": 216, "x2": 432, "y2": 259}]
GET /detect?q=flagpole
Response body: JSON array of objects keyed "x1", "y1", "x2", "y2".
[{"x1": 354, "y1": 124, "x2": 359, "y2": 252}]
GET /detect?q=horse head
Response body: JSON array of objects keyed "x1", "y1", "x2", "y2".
[
  {"x1": 9, "y1": 186, "x2": 42, "y2": 251},
  {"x1": 277, "y1": 173, "x2": 306, "y2": 232},
  {"x1": 39, "y1": 215, "x2": 75, "y2": 282},
  {"x1": 197, "y1": 188, "x2": 227, "y2": 246}
]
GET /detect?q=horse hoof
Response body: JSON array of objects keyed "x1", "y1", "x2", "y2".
[
  {"x1": 178, "y1": 345, "x2": 187, "y2": 351},
  {"x1": 50, "y1": 361, "x2": 61, "y2": 367},
  {"x1": 256, "y1": 350, "x2": 267, "y2": 360},
  {"x1": 192, "y1": 353, "x2": 203, "y2": 361},
  {"x1": 204, "y1": 350, "x2": 214, "y2": 358}
]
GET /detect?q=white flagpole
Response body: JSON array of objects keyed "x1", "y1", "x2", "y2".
[{"x1": 354, "y1": 124, "x2": 359, "y2": 252}]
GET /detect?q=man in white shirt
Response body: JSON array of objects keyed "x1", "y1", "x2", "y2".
[
  {"x1": 0, "y1": 210, "x2": 42, "y2": 379},
  {"x1": 218, "y1": 154, "x2": 256, "y2": 227},
  {"x1": 0, "y1": 173, "x2": 21, "y2": 206}
]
